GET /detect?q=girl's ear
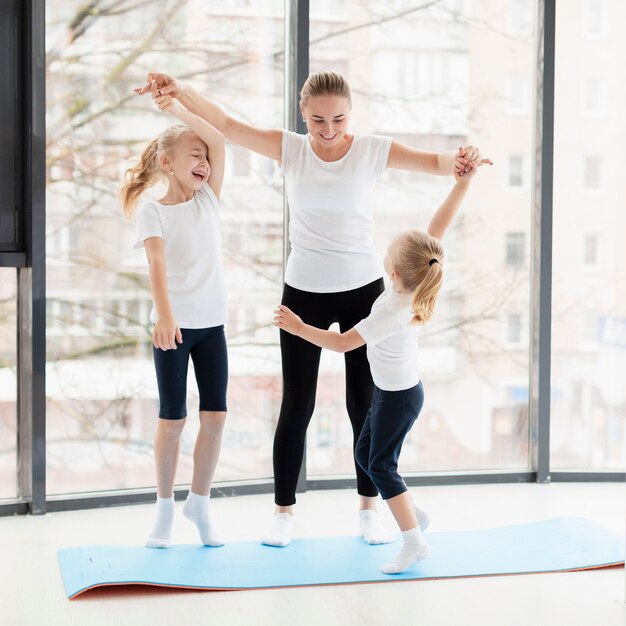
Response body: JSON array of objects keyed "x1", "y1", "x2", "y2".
[{"x1": 159, "y1": 152, "x2": 171, "y2": 174}]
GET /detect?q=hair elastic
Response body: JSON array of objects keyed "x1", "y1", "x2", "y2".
[{"x1": 429, "y1": 258, "x2": 439, "y2": 267}]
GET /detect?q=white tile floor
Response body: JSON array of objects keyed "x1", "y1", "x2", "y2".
[{"x1": 1, "y1": 483, "x2": 625, "y2": 626}]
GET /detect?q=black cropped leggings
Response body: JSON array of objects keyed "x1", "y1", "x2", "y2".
[{"x1": 273, "y1": 278, "x2": 385, "y2": 506}]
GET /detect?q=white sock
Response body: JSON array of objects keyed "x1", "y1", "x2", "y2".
[
  {"x1": 412, "y1": 500, "x2": 431, "y2": 531},
  {"x1": 260, "y1": 513, "x2": 293, "y2": 547},
  {"x1": 359, "y1": 510, "x2": 395, "y2": 545},
  {"x1": 145, "y1": 496, "x2": 175, "y2": 549},
  {"x1": 182, "y1": 491, "x2": 223, "y2": 547},
  {"x1": 381, "y1": 527, "x2": 430, "y2": 574}
]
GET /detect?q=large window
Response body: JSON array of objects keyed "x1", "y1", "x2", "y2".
[
  {"x1": 551, "y1": 0, "x2": 626, "y2": 470},
  {"x1": 45, "y1": 1, "x2": 284, "y2": 494},
  {"x1": 307, "y1": 0, "x2": 534, "y2": 478},
  {"x1": 0, "y1": 269, "x2": 17, "y2": 499}
]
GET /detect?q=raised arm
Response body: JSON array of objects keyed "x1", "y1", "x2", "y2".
[
  {"x1": 388, "y1": 142, "x2": 484, "y2": 178},
  {"x1": 136, "y1": 73, "x2": 283, "y2": 163},
  {"x1": 273, "y1": 305, "x2": 365, "y2": 353},
  {"x1": 157, "y1": 96, "x2": 226, "y2": 199},
  {"x1": 426, "y1": 158, "x2": 492, "y2": 240}
]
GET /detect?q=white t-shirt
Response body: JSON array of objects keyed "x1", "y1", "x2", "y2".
[
  {"x1": 134, "y1": 184, "x2": 227, "y2": 329},
  {"x1": 280, "y1": 130, "x2": 392, "y2": 293},
  {"x1": 354, "y1": 285, "x2": 420, "y2": 392}
]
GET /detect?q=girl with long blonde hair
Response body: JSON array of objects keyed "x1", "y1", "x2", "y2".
[{"x1": 121, "y1": 93, "x2": 228, "y2": 550}]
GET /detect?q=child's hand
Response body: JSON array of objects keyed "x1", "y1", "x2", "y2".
[
  {"x1": 454, "y1": 152, "x2": 493, "y2": 183},
  {"x1": 454, "y1": 145, "x2": 493, "y2": 178},
  {"x1": 154, "y1": 93, "x2": 184, "y2": 117},
  {"x1": 274, "y1": 305, "x2": 304, "y2": 336},
  {"x1": 153, "y1": 316, "x2": 183, "y2": 351}
]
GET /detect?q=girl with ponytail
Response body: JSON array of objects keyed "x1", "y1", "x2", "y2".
[
  {"x1": 274, "y1": 158, "x2": 490, "y2": 574},
  {"x1": 122, "y1": 93, "x2": 230, "y2": 550}
]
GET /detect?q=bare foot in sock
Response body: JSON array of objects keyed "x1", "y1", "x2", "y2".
[
  {"x1": 182, "y1": 491, "x2": 223, "y2": 547},
  {"x1": 381, "y1": 527, "x2": 430, "y2": 574},
  {"x1": 359, "y1": 509, "x2": 395, "y2": 545},
  {"x1": 260, "y1": 513, "x2": 293, "y2": 547},
  {"x1": 145, "y1": 496, "x2": 175, "y2": 549},
  {"x1": 412, "y1": 501, "x2": 431, "y2": 531}
]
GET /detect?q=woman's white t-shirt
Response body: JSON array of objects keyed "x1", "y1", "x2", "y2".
[
  {"x1": 134, "y1": 183, "x2": 227, "y2": 329},
  {"x1": 354, "y1": 285, "x2": 420, "y2": 392},
  {"x1": 280, "y1": 130, "x2": 392, "y2": 293}
]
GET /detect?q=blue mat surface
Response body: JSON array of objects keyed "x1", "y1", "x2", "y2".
[{"x1": 58, "y1": 517, "x2": 624, "y2": 598}]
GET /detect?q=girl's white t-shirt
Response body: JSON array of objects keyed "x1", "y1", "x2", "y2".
[
  {"x1": 280, "y1": 130, "x2": 392, "y2": 293},
  {"x1": 354, "y1": 285, "x2": 420, "y2": 392},
  {"x1": 134, "y1": 183, "x2": 227, "y2": 329}
]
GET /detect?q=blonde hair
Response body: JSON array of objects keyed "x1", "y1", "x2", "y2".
[
  {"x1": 392, "y1": 231, "x2": 445, "y2": 325},
  {"x1": 300, "y1": 71, "x2": 352, "y2": 106},
  {"x1": 119, "y1": 124, "x2": 191, "y2": 218}
]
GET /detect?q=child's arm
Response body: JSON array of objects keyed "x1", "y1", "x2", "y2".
[
  {"x1": 274, "y1": 305, "x2": 365, "y2": 353},
  {"x1": 144, "y1": 237, "x2": 182, "y2": 351},
  {"x1": 427, "y1": 156, "x2": 492, "y2": 240},
  {"x1": 157, "y1": 95, "x2": 226, "y2": 200}
]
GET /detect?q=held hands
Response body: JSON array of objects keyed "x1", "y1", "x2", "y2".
[
  {"x1": 134, "y1": 73, "x2": 187, "y2": 100},
  {"x1": 273, "y1": 305, "x2": 304, "y2": 336},
  {"x1": 153, "y1": 93, "x2": 184, "y2": 117},
  {"x1": 454, "y1": 145, "x2": 493, "y2": 179},
  {"x1": 153, "y1": 316, "x2": 183, "y2": 351}
]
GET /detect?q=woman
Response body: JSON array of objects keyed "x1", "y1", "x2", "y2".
[{"x1": 136, "y1": 71, "x2": 483, "y2": 547}]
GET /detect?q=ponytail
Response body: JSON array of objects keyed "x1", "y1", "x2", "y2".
[
  {"x1": 119, "y1": 124, "x2": 191, "y2": 219},
  {"x1": 391, "y1": 231, "x2": 445, "y2": 325},
  {"x1": 119, "y1": 139, "x2": 160, "y2": 219},
  {"x1": 410, "y1": 259, "x2": 443, "y2": 325}
]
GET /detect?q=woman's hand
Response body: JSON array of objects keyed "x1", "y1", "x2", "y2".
[
  {"x1": 273, "y1": 305, "x2": 304, "y2": 336},
  {"x1": 153, "y1": 316, "x2": 183, "y2": 351},
  {"x1": 454, "y1": 155, "x2": 493, "y2": 183},
  {"x1": 454, "y1": 145, "x2": 492, "y2": 177},
  {"x1": 134, "y1": 73, "x2": 188, "y2": 99}
]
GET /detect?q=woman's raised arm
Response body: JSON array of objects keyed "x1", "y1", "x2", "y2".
[{"x1": 136, "y1": 73, "x2": 283, "y2": 163}]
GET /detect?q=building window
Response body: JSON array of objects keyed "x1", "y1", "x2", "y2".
[
  {"x1": 506, "y1": 75, "x2": 528, "y2": 115},
  {"x1": 583, "y1": 78, "x2": 605, "y2": 116},
  {"x1": 506, "y1": 232, "x2": 525, "y2": 266},
  {"x1": 583, "y1": 0, "x2": 606, "y2": 37},
  {"x1": 507, "y1": 313, "x2": 522, "y2": 344},
  {"x1": 584, "y1": 155, "x2": 601, "y2": 189},
  {"x1": 508, "y1": 154, "x2": 524, "y2": 188},
  {"x1": 584, "y1": 234, "x2": 598, "y2": 265}
]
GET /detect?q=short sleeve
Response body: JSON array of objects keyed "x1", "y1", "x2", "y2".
[
  {"x1": 363, "y1": 134, "x2": 392, "y2": 178},
  {"x1": 195, "y1": 183, "x2": 220, "y2": 211},
  {"x1": 279, "y1": 130, "x2": 305, "y2": 175},
  {"x1": 134, "y1": 203, "x2": 162, "y2": 249},
  {"x1": 354, "y1": 303, "x2": 404, "y2": 346}
]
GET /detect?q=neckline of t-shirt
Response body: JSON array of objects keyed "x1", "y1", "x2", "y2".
[
  {"x1": 152, "y1": 194, "x2": 197, "y2": 208},
  {"x1": 305, "y1": 134, "x2": 359, "y2": 165}
]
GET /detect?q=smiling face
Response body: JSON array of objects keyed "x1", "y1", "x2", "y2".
[
  {"x1": 300, "y1": 95, "x2": 351, "y2": 150},
  {"x1": 161, "y1": 131, "x2": 210, "y2": 195}
]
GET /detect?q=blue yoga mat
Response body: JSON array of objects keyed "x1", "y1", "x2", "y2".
[{"x1": 58, "y1": 517, "x2": 624, "y2": 599}]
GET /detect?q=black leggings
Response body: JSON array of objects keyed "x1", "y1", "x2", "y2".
[{"x1": 273, "y1": 278, "x2": 385, "y2": 506}]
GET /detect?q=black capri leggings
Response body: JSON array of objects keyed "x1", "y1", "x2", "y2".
[
  {"x1": 273, "y1": 278, "x2": 385, "y2": 506},
  {"x1": 153, "y1": 325, "x2": 228, "y2": 420}
]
